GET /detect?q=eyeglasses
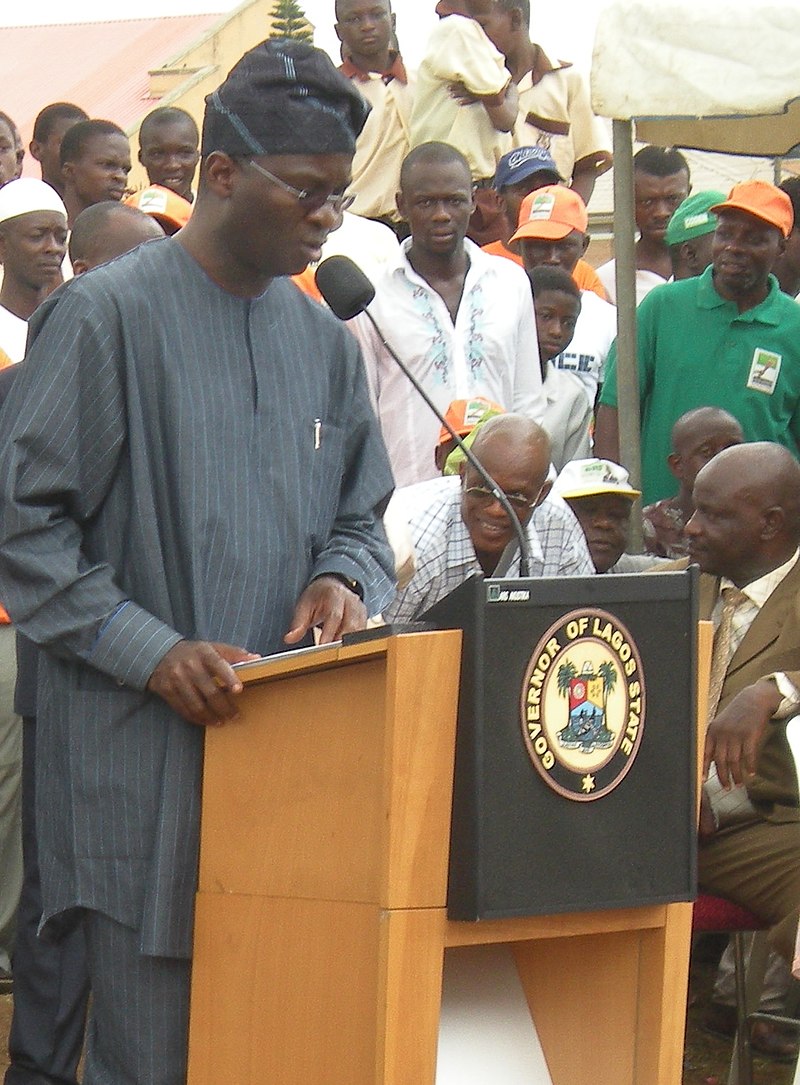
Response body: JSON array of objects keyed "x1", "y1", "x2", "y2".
[
  {"x1": 248, "y1": 159, "x2": 356, "y2": 214},
  {"x1": 463, "y1": 485, "x2": 538, "y2": 513}
]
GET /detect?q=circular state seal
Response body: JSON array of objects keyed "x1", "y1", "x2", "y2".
[{"x1": 519, "y1": 608, "x2": 646, "y2": 801}]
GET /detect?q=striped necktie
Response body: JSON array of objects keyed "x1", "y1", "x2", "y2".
[{"x1": 707, "y1": 584, "x2": 749, "y2": 721}]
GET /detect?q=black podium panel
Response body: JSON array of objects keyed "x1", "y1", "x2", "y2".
[{"x1": 423, "y1": 570, "x2": 699, "y2": 921}]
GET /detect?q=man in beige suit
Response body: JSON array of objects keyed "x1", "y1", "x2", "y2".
[{"x1": 688, "y1": 442, "x2": 800, "y2": 964}]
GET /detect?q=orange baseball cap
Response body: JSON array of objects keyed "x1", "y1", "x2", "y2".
[
  {"x1": 124, "y1": 185, "x2": 192, "y2": 233},
  {"x1": 709, "y1": 180, "x2": 794, "y2": 239},
  {"x1": 438, "y1": 397, "x2": 505, "y2": 447},
  {"x1": 510, "y1": 185, "x2": 588, "y2": 243}
]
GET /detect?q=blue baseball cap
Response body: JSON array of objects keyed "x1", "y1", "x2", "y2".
[{"x1": 493, "y1": 146, "x2": 563, "y2": 191}]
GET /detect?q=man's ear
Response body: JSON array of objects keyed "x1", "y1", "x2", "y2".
[
  {"x1": 203, "y1": 151, "x2": 238, "y2": 197},
  {"x1": 61, "y1": 160, "x2": 74, "y2": 185},
  {"x1": 535, "y1": 479, "x2": 553, "y2": 507},
  {"x1": 395, "y1": 188, "x2": 406, "y2": 221},
  {"x1": 762, "y1": 505, "x2": 785, "y2": 541},
  {"x1": 29, "y1": 139, "x2": 43, "y2": 165},
  {"x1": 667, "y1": 451, "x2": 683, "y2": 480},
  {"x1": 71, "y1": 258, "x2": 88, "y2": 276}
]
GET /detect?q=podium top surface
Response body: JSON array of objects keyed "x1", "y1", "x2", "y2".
[{"x1": 231, "y1": 630, "x2": 453, "y2": 687}]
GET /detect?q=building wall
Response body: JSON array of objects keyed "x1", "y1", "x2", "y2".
[{"x1": 126, "y1": 0, "x2": 311, "y2": 193}]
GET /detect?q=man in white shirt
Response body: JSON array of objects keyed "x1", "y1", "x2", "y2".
[
  {"x1": 351, "y1": 141, "x2": 545, "y2": 486},
  {"x1": 384, "y1": 414, "x2": 593, "y2": 621},
  {"x1": 512, "y1": 184, "x2": 616, "y2": 405}
]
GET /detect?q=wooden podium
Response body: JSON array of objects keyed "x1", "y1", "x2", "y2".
[{"x1": 186, "y1": 630, "x2": 693, "y2": 1085}]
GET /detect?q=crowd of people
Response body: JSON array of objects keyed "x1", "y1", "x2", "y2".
[{"x1": 0, "y1": 0, "x2": 798, "y2": 1080}]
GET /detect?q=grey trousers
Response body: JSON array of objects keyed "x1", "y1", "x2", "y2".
[
  {"x1": 82, "y1": 912, "x2": 191, "y2": 1085},
  {"x1": 0, "y1": 624, "x2": 21, "y2": 974}
]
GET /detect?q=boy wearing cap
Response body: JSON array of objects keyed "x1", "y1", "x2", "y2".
[
  {"x1": 482, "y1": 145, "x2": 608, "y2": 299},
  {"x1": 642, "y1": 406, "x2": 743, "y2": 559},
  {"x1": 596, "y1": 180, "x2": 800, "y2": 505},
  {"x1": 666, "y1": 190, "x2": 725, "y2": 281},
  {"x1": 512, "y1": 184, "x2": 616, "y2": 405},
  {"x1": 551, "y1": 458, "x2": 642, "y2": 574}
]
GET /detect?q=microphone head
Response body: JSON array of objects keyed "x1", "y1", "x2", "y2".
[{"x1": 315, "y1": 255, "x2": 375, "y2": 320}]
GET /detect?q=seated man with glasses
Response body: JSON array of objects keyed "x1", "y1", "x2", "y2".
[{"x1": 383, "y1": 413, "x2": 593, "y2": 622}]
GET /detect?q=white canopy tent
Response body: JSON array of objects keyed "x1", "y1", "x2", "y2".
[{"x1": 590, "y1": 0, "x2": 800, "y2": 541}]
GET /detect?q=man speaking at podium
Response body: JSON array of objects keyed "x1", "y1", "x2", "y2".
[{"x1": 0, "y1": 42, "x2": 395, "y2": 1084}]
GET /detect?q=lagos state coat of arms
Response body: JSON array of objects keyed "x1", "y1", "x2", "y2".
[{"x1": 520, "y1": 608, "x2": 646, "y2": 801}]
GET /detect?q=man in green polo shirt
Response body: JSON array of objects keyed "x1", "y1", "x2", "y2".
[{"x1": 595, "y1": 180, "x2": 800, "y2": 505}]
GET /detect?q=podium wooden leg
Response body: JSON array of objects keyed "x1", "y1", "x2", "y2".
[
  {"x1": 187, "y1": 895, "x2": 445, "y2": 1085},
  {"x1": 512, "y1": 902, "x2": 692, "y2": 1085}
]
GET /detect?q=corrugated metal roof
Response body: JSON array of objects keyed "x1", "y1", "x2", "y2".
[{"x1": 2, "y1": 14, "x2": 222, "y2": 157}]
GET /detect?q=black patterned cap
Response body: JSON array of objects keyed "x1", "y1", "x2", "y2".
[{"x1": 201, "y1": 39, "x2": 370, "y2": 157}]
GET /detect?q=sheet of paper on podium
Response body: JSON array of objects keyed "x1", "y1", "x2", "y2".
[{"x1": 437, "y1": 945, "x2": 553, "y2": 1084}]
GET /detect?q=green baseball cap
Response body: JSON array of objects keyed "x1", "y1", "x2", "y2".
[{"x1": 665, "y1": 190, "x2": 726, "y2": 246}]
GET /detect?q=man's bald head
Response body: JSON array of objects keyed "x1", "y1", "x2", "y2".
[
  {"x1": 687, "y1": 442, "x2": 800, "y2": 584},
  {"x1": 69, "y1": 202, "x2": 164, "y2": 275},
  {"x1": 667, "y1": 406, "x2": 744, "y2": 493},
  {"x1": 461, "y1": 414, "x2": 551, "y2": 574},
  {"x1": 470, "y1": 414, "x2": 551, "y2": 484}
]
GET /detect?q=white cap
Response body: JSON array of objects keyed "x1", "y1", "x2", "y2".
[
  {"x1": 0, "y1": 178, "x2": 67, "y2": 226},
  {"x1": 552, "y1": 458, "x2": 641, "y2": 501}
]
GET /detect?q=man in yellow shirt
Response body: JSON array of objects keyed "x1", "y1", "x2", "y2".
[
  {"x1": 335, "y1": 0, "x2": 415, "y2": 236},
  {"x1": 410, "y1": 1, "x2": 516, "y2": 186},
  {"x1": 468, "y1": 0, "x2": 612, "y2": 205}
]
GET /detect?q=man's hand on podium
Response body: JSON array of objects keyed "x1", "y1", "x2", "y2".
[
  {"x1": 148, "y1": 640, "x2": 260, "y2": 728},
  {"x1": 285, "y1": 574, "x2": 366, "y2": 647}
]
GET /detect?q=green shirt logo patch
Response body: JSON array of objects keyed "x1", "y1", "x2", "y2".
[{"x1": 747, "y1": 348, "x2": 782, "y2": 394}]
